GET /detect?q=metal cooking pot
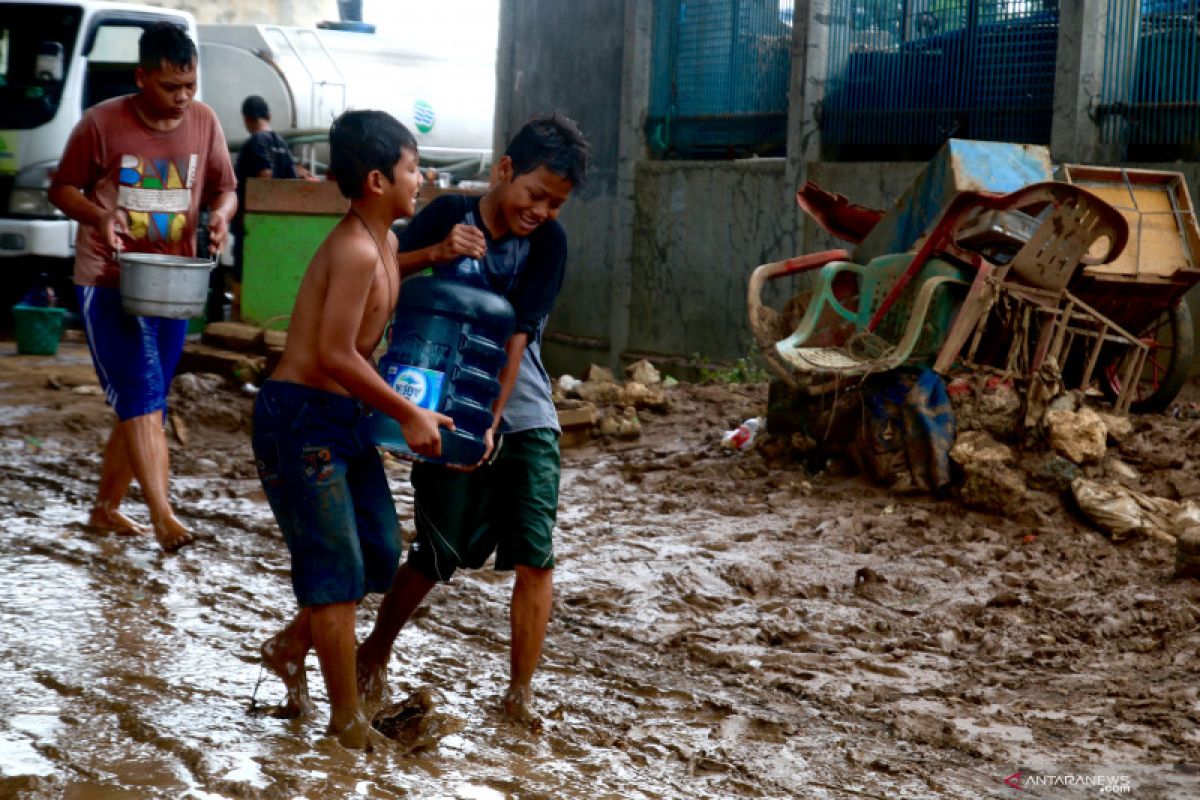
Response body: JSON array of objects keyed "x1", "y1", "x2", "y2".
[{"x1": 118, "y1": 252, "x2": 216, "y2": 319}]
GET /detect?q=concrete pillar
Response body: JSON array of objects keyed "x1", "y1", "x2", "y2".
[
  {"x1": 492, "y1": 0, "x2": 516, "y2": 161},
  {"x1": 786, "y1": 0, "x2": 832, "y2": 247},
  {"x1": 607, "y1": 0, "x2": 652, "y2": 371},
  {"x1": 1051, "y1": 0, "x2": 1121, "y2": 164}
]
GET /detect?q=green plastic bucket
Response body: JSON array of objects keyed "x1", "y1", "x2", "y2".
[{"x1": 12, "y1": 305, "x2": 67, "y2": 355}]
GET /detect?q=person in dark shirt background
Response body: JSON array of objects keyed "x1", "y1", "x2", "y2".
[{"x1": 221, "y1": 95, "x2": 309, "y2": 320}]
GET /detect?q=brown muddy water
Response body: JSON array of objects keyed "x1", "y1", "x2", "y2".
[{"x1": 2, "y1": 341, "x2": 1200, "y2": 799}]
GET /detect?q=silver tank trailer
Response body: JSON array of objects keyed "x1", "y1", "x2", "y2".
[{"x1": 197, "y1": 24, "x2": 494, "y2": 178}]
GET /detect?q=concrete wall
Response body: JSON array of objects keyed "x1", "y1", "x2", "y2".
[
  {"x1": 495, "y1": 0, "x2": 633, "y2": 376},
  {"x1": 496, "y1": 0, "x2": 811, "y2": 374},
  {"x1": 626, "y1": 159, "x2": 798, "y2": 365}
]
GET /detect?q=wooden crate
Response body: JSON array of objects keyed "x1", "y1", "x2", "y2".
[{"x1": 1062, "y1": 165, "x2": 1200, "y2": 283}]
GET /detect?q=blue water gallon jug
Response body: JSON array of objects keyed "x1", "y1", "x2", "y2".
[{"x1": 370, "y1": 275, "x2": 515, "y2": 466}]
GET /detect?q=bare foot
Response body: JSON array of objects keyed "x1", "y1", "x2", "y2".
[
  {"x1": 500, "y1": 685, "x2": 543, "y2": 732},
  {"x1": 152, "y1": 513, "x2": 194, "y2": 552},
  {"x1": 261, "y1": 635, "x2": 315, "y2": 719},
  {"x1": 327, "y1": 709, "x2": 373, "y2": 750},
  {"x1": 356, "y1": 653, "x2": 391, "y2": 717},
  {"x1": 86, "y1": 505, "x2": 148, "y2": 536}
]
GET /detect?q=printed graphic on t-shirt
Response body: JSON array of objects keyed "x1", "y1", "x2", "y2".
[{"x1": 116, "y1": 153, "x2": 197, "y2": 243}]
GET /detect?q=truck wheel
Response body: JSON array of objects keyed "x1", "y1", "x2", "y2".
[{"x1": 1103, "y1": 298, "x2": 1194, "y2": 414}]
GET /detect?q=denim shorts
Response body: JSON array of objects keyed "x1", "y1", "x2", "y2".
[
  {"x1": 408, "y1": 428, "x2": 559, "y2": 582},
  {"x1": 76, "y1": 285, "x2": 187, "y2": 421},
  {"x1": 252, "y1": 379, "x2": 401, "y2": 606}
]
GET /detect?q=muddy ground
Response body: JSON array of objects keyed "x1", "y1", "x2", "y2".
[{"x1": 2, "y1": 336, "x2": 1200, "y2": 799}]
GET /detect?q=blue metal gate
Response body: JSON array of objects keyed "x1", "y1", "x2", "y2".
[
  {"x1": 1098, "y1": 0, "x2": 1200, "y2": 159},
  {"x1": 820, "y1": 0, "x2": 1059, "y2": 159},
  {"x1": 647, "y1": 0, "x2": 794, "y2": 158}
]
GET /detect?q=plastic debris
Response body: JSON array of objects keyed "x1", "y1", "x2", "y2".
[
  {"x1": 1070, "y1": 478, "x2": 1186, "y2": 544},
  {"x1": 558, "y1": 374, "x2": 582, "y2": 395},
  {"x1": 722, "y1": 417, "x2": 763, "y2": 451}
]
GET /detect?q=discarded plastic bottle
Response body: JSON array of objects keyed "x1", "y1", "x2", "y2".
[
  {"x1": 721, "y1": 417, "x2": 763, "y2": 451},
  {"x1": 369, "y1": 275, "x2": 515, "y2": 466}
]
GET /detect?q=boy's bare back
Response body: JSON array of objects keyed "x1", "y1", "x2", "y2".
[{"x1": 272, "y1": 217, "x2": 399, "y2": 396}]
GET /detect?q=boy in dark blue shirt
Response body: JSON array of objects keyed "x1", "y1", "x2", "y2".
[{"x1": 357, "y1": 113, "x2": 589, "y2": 726}]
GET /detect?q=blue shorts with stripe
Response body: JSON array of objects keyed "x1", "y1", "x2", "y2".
[{"x1": 76, "y1": 285, "x2": 188, "y2": 421}]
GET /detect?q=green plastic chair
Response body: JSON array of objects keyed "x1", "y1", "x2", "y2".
[{"x1": 772, "y1": 253, "x2": 970, "y2": 379}]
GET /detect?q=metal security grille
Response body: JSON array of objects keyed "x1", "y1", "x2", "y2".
[
  {"x1": 821, "y1": 0, "x2": 1059, "y2": 160},
  {"x1": 1098, "y1": 0, "x2": 1200, "y2": 159},
  {"x1": 647, "y1": 0, "x2": 794, "y2": 158}
]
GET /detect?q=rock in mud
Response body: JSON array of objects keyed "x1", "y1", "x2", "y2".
[
  {"x1": 1176, "y1": 526, "x2": 1200, "y2": 579},
  {"x1": 1104, "y1": 457, "x2": 1140, "y2": 484},
  {"x1": 960, "y1": 461, "x2": 1027, "y2": 514},
  {"x1": 583, "y1": 364, "x2": 616, "y2": 383},
  {"x1": 1046, "y1": 408, "x2": 1107, "y2": 465},
  {"x1": 599, "y1": 406, "x2": 641, "y2": 440},
  {"x1": 1027, "y1": 455, "x2": 1080, "y2": 494},
  {"x1": 173, "y1": 372, "x2": 225, "y2": 399},
  {"x1": 1097, "y1": 412, "x2": 1134, "y2": 443},
  {"x1": 576, "y1": 380, "x2": 623, "y2": 406},
  {"x1": 949, "y1": 430, "x2": 1014, "y2": 467},
  {"x1": 625, "y1": 359, "x2": 662, "y2": 385},
  {"x1": 973, "y1": 378, "x2": 1022, "y2": 438},
  {"x1": 619, "y1": 381, "x2": 670, "y2": 413}
]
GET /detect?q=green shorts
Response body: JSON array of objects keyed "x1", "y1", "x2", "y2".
[{"x1": 408, "y1": 428, "x2": 559, "y2": 582}]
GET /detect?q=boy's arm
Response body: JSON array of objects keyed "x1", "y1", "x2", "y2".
[
  {"x1": 463, "y1": 331, "x2": 527, "y2": 467},
  {"x1": 396, "y1": 195, "x2": 485, "y2": 277},
  {"x1": 201, "y1": 111, "x2": 238, "y2": 254},
  {"x1": 49, "y1": 115, "x2": 127, "y2": 249},
  {"x1": 48, "y1": 185, "x2": 127, "y2": 251},
  {"x1": 395, "y1": 223, "x2": 486, "y2": 278},
  {"x1": 205, "y1": 191, "x2": 238, "y2": 254},
  {"x1": 316, "y1": 233, "x2": 452, "y2": 456}
]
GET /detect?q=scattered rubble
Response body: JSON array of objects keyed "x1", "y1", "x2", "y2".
[
  {"x1": 555, "y1": 362, "x2": 671, "y2": 445},
  {"x1": 1045, "y1": 407, "x2": 1108, "y2": 465}
]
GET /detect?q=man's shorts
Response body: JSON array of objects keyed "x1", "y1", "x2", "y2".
[
  {"x1": 252, "y1": 379, "x2": 402, "y2": 607},
  {"x1": 76, "y1": 284, "x2": 187, "y2": 421},
  {"x1": 408, "y1": 428, "x2": 559, "y2": 582}
]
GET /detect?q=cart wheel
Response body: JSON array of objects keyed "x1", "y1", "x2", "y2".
[{"x1": 1102, "y1": 298, "x2": 1194, "y2": 414}]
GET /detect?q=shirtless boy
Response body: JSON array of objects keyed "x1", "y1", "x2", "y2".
[{"x1": 250, "y1": 110, "x2": 451, "y2": 748}]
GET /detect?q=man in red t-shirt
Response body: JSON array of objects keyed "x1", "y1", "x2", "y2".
[{"x1": 49, "y1": 22, "x2": 237, "y2": 552}]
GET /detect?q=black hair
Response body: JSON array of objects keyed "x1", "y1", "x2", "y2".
[
  {"x1": 505, "y1": 112, "x2": 589, "y2": 187},
  {"x1": 328, "y1": 109, "x2": 418, "y2": 199},
  {"x1": 241, "y1": 95, "x2": 270, "y2": 121},
  {"x1": 138, "y1": 21, "x2": 196, "y2": 72}
]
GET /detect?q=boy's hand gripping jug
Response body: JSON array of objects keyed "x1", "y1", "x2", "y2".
[{"x1": 370, "y1": 274, "x2": 515, "y2": 466}]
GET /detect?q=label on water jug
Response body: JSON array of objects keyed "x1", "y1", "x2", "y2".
[{"x1": 384, "y1": 365, "x2": 445, "y2": 411}]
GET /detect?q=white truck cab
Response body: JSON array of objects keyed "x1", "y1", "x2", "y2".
[{"x1": 0, "y1": 1, "x2": 197, "y2": 267}]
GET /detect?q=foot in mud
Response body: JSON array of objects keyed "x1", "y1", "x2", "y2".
[
  {"x1": 86, "y1": 505, "x2": 148, "y2": 536},
  {"x1": 356, "y1": 654, "x2": 391, "y2": 717},
  {"x1": 327, "y1": 710, "x2": 375, "y2": 751},
  {"x1": 261, "y1": 635, "x2": 315, "y2": 719},
  {"x1": 500, "y1": 685, "x2": 543, "y2": 732},
  {"x1": 152, "y1": 513, "x2": 194, "y2": 552}
]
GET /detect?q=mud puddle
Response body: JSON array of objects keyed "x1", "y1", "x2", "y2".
[{"x1": 1, "y1": 342, "x2": 1200, "y2": 798}]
